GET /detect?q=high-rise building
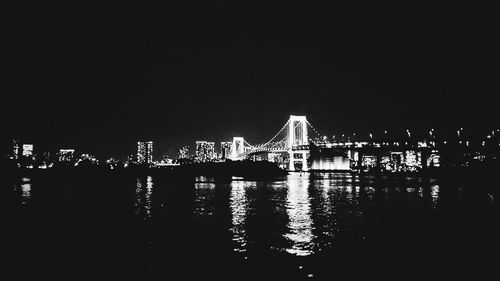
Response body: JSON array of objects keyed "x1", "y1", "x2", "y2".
[
  {"x1": 137, "y1": 142, "x2": 145, "y2": 163},
  {"x1": 146, "y1": 142, "x2": 153, "y2": 164},
  {"x1": 220, "y1": 141, "x2": 232, "y2": 160},
  {"x1": 22, "y1": 144, "x2": 34, "y2": 157},
  {"x1": 11, "y1": 139, "x2": 20, "y2": 160},
  {"x1": 404, "y1": 150, "x2": 422, "y2": 171},
  {"x1": 58, "y1": 149, "x2": 75, "y2": 162},
  {"x1": 137, "y1": 141, "x2": 153, "y2": 164},
  {"x1": 195, "y1": 141, "x2": 215, "y2": 162}
]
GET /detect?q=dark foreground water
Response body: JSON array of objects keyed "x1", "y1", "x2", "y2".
[{"x1": 1, "y1": 171, "x2": 498, "y2": 280}]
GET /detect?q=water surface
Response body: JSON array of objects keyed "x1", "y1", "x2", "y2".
[{"x1": 2, "y1": 171, "x2": 498, "y2": 280}]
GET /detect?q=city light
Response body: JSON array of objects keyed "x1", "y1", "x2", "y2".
[
  {"x1": 22, "y1": 144, "x2": 34, "y2": 157},
  {"x1": 4, "y1": 115, "x2": 499, "y2": 172},
  {"x1": 195, "y1": 141, "x2": 216, "y2": 162},
  {"x1": 137, "y1": 141, "x2": 153, "y2": 165},
  {"x1": 58, "y1": 149, "x2": 75, "y2": 162}
]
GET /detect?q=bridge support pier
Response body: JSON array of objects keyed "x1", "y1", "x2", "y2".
[
  {"x1": 357, "y1": 151, "x2": 364, "y2": 171},
  {"x1": 230, "y1": 137, "x2": 245, "y2": 160},
  {"x1": 289, "y1": 153, "x2": 295, "y2": 171},
  {"x1": 289, "y1": 150, "x2": 309, "y2": 171}
]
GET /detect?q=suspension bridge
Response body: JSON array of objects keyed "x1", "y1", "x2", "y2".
[
  {"x1": 225, "y1": 115, "x2": 500, "y2": 172},
  {"x1": 229, "y1": 115, "x2": 325, "y2": 171}
]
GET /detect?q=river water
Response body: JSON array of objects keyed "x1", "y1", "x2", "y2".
[{"x1": 2, "y1": 171, "x2": 498, "y2": 280}]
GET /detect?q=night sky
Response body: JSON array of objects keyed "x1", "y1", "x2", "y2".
[{"x1": 4, "y1": 2, "x2": 498, "y2": 159}]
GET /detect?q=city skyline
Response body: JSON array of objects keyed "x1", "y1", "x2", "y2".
[
  {"x1": 4, "y1": 123, "x2": 499, "y2": 161},
  {"x1": 4, "y1": 117, "x2": 499, "y2": 171}
]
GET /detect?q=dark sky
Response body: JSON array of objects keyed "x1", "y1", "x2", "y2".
[{"x1": 4, "y1": 2, "x2": 498, "y2": 159}]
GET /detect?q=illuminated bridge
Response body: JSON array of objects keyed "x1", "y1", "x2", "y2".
[
  {"x1": 229, "y1": 115, "x2": 324, "y2": 171},
  {"x1": 228, "y1": 115, "x2": 445, "y2": 172}
]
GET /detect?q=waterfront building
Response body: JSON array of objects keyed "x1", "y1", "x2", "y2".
[
  {"x1": 22, "y1": 144, "x2": 34, "y2": 157},
  {"x1": 10, "y1": 139, "x2": 20, "y2": 160},
  {"x1": 196, "y1": 141, "x2": 215, "y2": 162},
  {"x1": 220, "y1": 141, "x2": 232, "y2": 160},
  {"x1": 58, "y1": 149, "x2": 75, "y2": 162},
  {"x1": 137, "y1": 141, "x2": 153, "y2": 164}
]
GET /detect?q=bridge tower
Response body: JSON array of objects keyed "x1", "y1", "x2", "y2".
[
  {"x1": 230, "y1": 137, "x2": 245, "y2": 160},
  {"x1": 287, "y1": 115, "x2": 309, "y2": 171}
]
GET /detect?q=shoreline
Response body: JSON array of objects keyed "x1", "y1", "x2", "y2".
[{"x1": 4, "y1": 161, "x2": 498, "y2": 180}]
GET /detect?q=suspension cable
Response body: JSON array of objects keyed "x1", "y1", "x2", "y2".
[
  {"x1": 254, "y1": 119, "x2": 290, "y2": 148},
  {"x1": 243, "y1": 139, "x2": 254, "y2": 148},
  {"x1": 306, "y1": 120, "x2": 324, "y2": 138}
]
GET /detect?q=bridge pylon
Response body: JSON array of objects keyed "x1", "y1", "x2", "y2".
[
  {"x1": 230, "y1": 137, "x2": 245, "y2": 160},
  {"x1": 287, "y1": 115, "x2": 309, "y2": 171}
]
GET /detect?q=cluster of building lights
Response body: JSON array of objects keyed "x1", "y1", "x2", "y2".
[
  {"x1": 6, "y1": 141, "x2": 100, "y2": 169},
  {"x1": 4, "y1": 127, "x2": 499, "y2": 171},
  {"x1": 193, "y1": 141, "x2": 233, "y2": 163}
]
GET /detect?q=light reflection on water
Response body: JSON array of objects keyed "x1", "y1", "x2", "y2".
[
  {"x1": 134, "y1": 176, "x2": 154, "y2": 220},
  {"x1": 229, "y1": 180, "x2": 249, "y2": 253},
  {"x1": 134, "y1": 178, "x2": 142, "y2": 216},
  {"x1": 4, "y1": 169, "x2": 498, "y2": 281},
  {"x1": 7, "y1": 172, "x2": 484, "y2": 259},
  {"x1": 145, "y1": 176, "x2": 153, "y2": 217},
  {"x1": 431, "y1": 184, "x2": 439, "y2": 207},
  {"x1": 20, "y1": 177, "x2": 32, "y2": 204},
  {"x1": 194, "y1": 176, "x2": 216, "y2": 218},
  {"x1": 284, "y1": 173, "x2": 314, "y2": 256},
  {"x1": 127, "y1": 172, "x2": 485, "y2": 257}
]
